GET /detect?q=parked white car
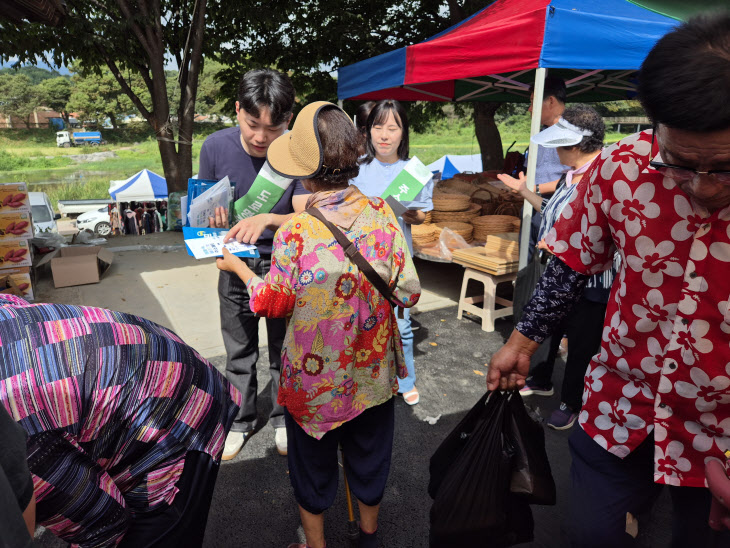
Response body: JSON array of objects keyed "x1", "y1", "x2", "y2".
[
  {"x1": 75, "y1": 207, "x2": 112, "y2": 236},
  {"x1": 29, "y1": 192, "x2": 60, "y2": 235}
]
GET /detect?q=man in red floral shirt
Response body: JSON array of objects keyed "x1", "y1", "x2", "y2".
[{"x1": 488, "y1": 13, "x2": 730, "y2": 546}]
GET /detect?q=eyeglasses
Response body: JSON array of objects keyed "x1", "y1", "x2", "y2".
[{"x1": 649, "y1": 130, "x2": 730, "y2": 186}]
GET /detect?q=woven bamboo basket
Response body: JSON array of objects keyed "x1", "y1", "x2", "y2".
[
  {"x1": 471, "y1": 215, "x2": 520, "y2": 241},
  {"x1": 432, "y1": 193, "x2": 471, "y2": 212},
  {"x1": 435, "y1": 178, "x2": 477, "y2": 197},
  {"x1": 412, "y1": 223, "x2": 441, "y2": 246},
  {"x1": 431, "y1": 203, "x2": 482, "y2": 223},
  {"x1": 435, "y1": 221, "x2": 474, "y2": 242}
]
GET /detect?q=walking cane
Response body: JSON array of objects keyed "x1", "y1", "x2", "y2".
[{"x1": 340, "y1": 446, "x2": 359, "y2": 546}]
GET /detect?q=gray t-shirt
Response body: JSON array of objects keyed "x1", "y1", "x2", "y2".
[{"x1": 198, "y1": 126, "x2": 308, "y2": 255}]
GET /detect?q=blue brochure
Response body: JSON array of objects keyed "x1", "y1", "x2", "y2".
[{"x1": 183, "y1": 227, "x2": 260, "y2": 259}]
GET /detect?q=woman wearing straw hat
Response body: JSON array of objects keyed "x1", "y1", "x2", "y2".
[
  {"x1": 217, "y1": 101, "x2": 421, "y2": 548},
  {"x1": 497, "y1": 104, "x2": 617, "y2": 430}
]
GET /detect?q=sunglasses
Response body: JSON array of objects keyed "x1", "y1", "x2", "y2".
[{"x1": 650, "y1": 130, "x2": 730, "y2": 185}]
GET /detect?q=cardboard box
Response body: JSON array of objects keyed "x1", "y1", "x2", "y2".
[
  {"x1": 0, "y1": 212, "x2": 33, "y2": 240},
  {"x1": 0, "y1": 266, "x2": 33, "y2": 300},
  {"x1": 0, "y1": 183, "x2": 30, "y2": 213},
  {"x1": 0, "y1": 239, "x2": 32, "y2": 268},
  {"x1": 40, "y1": 246, "x2": 114, "y2": 288}
]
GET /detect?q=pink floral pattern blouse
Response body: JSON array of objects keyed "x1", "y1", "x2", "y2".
[{"x1": 246, "y1": 187, "x2": 421, "y2": 439}]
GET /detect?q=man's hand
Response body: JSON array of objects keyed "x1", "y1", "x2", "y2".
[
  {"x1": 224, "y1": 214, "x2": 272, "y2": 244},
  {"x1": 497, "y1": 171, "x2": 527, "y2": 195},
  {"x1": 402, "y1": 209, "x2": 426, "y2": 225},
  {"x1": 208, "y1": 206, "x2": 229, "y2": 229},
  {"x1": 706, "y1": 459, "x2": 730, "y2": 530},
  {"x1": 487, "y1": 330, "x2": 539, "y2": 391}
]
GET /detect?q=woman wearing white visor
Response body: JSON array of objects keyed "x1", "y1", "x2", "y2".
[{"x1": 498, "y1": 105, "x2": 617, "y2": 430}]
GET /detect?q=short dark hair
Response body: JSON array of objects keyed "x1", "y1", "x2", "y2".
[
  {"x1": 311, "y1": 106, "x2": 361, "y2": 188},
  {"x1": 237, "y1": 69, "x2": 296, "y2": 126},
  {"x1": 531, "y1": 75, "x2": 567, "y2": 104},
  {"x1": 362, "y1": 99, "x2": 409, "y2": 164},
  {"x1": 561, "y1": 104, "x2": 604, "y2": 153},
  {"x1": 355, "y1": 101, "x2": 375, "y2": 135},
  {"x1": 638, "y1": 12, "x2": 730, "y2": 132}
]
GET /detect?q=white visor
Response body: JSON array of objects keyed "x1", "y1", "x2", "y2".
[{"x1": 531, "y1": 117, "x2": 593, "y2": 148}]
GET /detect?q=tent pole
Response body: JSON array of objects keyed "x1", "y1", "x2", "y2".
[{"x1": 519, "y1": 67, "x2": 546, "y2": 270}]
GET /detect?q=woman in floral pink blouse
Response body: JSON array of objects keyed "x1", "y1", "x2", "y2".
[{"x1": 217, "y1": 101, "x2": 421, "y2": 548}]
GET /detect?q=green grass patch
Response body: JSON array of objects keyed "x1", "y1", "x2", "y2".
[
  {"x1": 0, "y1": 149, "x2": 73, "y2": 171},
  {"x1": 42, "y1": 177, "x2": 114, "y2": 211}
]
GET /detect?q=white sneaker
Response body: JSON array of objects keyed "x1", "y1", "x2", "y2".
[
  {"x1": 222, "y1": 431, "x2": 248, "y2": 461},
  {"x1": 275, "y1": 427, "x2": 288, "y2": 456}
]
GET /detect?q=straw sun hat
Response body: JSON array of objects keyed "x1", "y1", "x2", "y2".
[{"x1": 267, "y1": 100, "x2": 358, "y2": 179}]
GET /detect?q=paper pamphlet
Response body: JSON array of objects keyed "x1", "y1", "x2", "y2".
[
  {"x1": 180, "y1": 195, "x2": 188, "y2": 226},
  {"x1": 381, "y1": 157, "x2": 432, "y2": 202},
  {"x1": 187, "y1": 176, "x2": 232, "y2": 228},
  {"x1": 183, "y1": 227, "x2": 259, "y2": 260},
  {"x1": 233, "y1": 162, "x2": 294, "y2": 222},
  {"x1": 385, "y1": 195, "x2": 408, "y2": 217}
]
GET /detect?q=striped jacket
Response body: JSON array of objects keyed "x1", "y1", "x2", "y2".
[{"x1": 0, "y1": 294, "x2": 240, "y2": 547}]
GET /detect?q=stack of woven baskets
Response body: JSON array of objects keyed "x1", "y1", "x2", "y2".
[
  {"x1": 471, "y1": 215, "x2": 521, "y2": 241},
  {"x1": 420, "y1": 173, "x2": 522, "y2": 246},
  {"x1": 411, "y1": 223, "x2": 441, "y2": 247}
]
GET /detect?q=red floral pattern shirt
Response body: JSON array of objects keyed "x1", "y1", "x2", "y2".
[{"x1": 545, "y1": 130, "x2": 730, "y2": 487}]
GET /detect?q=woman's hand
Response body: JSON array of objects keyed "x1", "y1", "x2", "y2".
[
  {"x1": 497, "y1": 171, "x2": 527, "y2": 195},
  {"x1": 536, "y1": 239, "x2": 553, "y2": 254},
  {"x1": 402, "y1": 209, "x2": 426, "y2": 225},
  {"x1": 486, "y1": 330, "x2": 539, "y2": 391},
  {"x1": 216, "y1": 248, "x2": 240, "y2": 272},
  {"x1": 208, "y1": 206, "x2": 229, "y2": 229}
]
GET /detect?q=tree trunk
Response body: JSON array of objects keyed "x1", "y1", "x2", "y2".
[
  {"x1": 473, "y1": 102, "x2": 504, "y2": 172},
  {"x1": 107, "y1": 112, "x2": 118, "y2": 130}
]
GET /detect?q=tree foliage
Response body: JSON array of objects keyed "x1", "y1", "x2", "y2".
[
  {"x1": 35, "y1": 77, "x2": 73, "y2": 122},
  {"x1": 0, "y1": 65, "x2": 65, "y2": 85},
  {"x1": 0, "y1": 0, "x2": 212, "y2": 191},
  {"x1": 0, "y1": 73, "x2": 38, "y2": 126},
  {"x1": 213, "y1": 0, "x2": 504, "y2": 167}
]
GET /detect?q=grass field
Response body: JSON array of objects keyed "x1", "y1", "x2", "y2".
[{"x1": 0, "y1": 119, "x2": 629, "y2": 211}]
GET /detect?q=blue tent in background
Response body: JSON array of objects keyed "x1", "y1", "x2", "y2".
[
  {"x1": 440, "y1": 157, "x2": 461, "y2": 181},
  {"x1": 109, "y1": 169, "x2": 168, "y2": 202}
]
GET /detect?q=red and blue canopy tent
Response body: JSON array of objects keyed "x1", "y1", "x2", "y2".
[{"x1": 337, "y1": 0, "x2": 681, "y2": 266}]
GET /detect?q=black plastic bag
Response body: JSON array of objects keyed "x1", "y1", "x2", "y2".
[
  {"x1": 429, "y1": 391, "x2": 555, "y2": 547},
  {"x1": 507, "y1": 395, "x2": 556, "y2": 505}
]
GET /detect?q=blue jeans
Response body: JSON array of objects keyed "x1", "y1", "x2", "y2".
[{"x1": 397, "y1": 308, "x2": 416, "y2": 393}]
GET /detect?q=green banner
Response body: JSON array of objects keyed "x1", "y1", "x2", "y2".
[
  {"x1": 233, "y1": 162, "x2": 294, "y2": 221},
  {"x1": 381, "y1": 157, "x2": 432, "y2": 202}
]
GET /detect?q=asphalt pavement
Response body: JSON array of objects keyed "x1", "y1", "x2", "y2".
[{"x1": 30, "y1": 235, "x2": 674, "y2": 547}]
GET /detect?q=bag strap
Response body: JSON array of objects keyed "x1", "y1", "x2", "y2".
[{"x1": 306, "y1": 207, "x2": 401, "y2": 310}]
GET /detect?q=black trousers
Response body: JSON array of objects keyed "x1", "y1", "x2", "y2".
[
  {"x1": 284, "y1": 399, "x2": 395, "y2": 515},
  {"x1": 119, "y1": 451, "x2": 219, "y2": 548},
  {"x1": 529, "y1": 297, "x2": 607, "y2": 410},
  {"x1": 218, "y1": 257, "x2": 286, "y2": 433},
  {"x1": 568, "y1": 428, "x2": 730, "y2": 547}
]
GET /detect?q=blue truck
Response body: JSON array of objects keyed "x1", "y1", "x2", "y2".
[{"x1": 56, "y1": 130, "x2": 107, "y2": 147}]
